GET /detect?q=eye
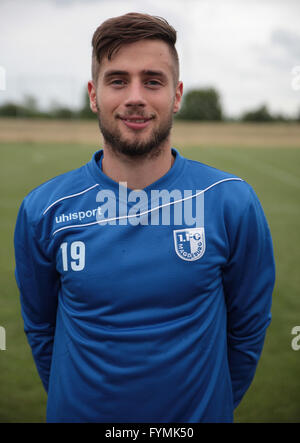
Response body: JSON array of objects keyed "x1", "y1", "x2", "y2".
[
  {"x1": 145, "y1": 80, "x2": 162, "y2": 88},
  {"x1": 110, "y1": 79, "x2": 126, "y2": 87}
]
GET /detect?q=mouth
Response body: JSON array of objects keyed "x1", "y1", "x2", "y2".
[{"x1": 118, "y1": 115, "x2": 154, "y2": 131}]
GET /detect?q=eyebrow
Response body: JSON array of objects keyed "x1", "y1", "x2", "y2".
[
  {"x1": 103, "y1": 69, "x2": 168, "y2": 80},
  {"x1": 142, "y1": 70, "x2": 167, "y2": 79},
  {"x1": 103, "y1": 70, "x2": 128, "y2": 79}
]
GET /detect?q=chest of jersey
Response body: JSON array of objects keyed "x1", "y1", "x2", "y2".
[{"x1": 53, "y1": 209, "x2": 228, "y2": 329}]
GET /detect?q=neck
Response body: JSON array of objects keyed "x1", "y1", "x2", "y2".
[{"x1": 101, "y1": 141, "x2": 174, "y2": 190}]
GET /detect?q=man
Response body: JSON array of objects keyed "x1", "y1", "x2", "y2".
[{"x1": 14, "y1": 12, "x2": 275, "y2": 423}]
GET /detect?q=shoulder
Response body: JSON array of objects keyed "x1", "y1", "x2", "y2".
[
  {"x1": 19, "y1": 162, "x2": 97, "y2": 225},
  {"x1": 182, "y1": 157, "x2": 269, "y2": 239},
  {"x1": 186, "y1": 156, "x2": 240, "y2": 182},
  {"x1": 183, "y1": 155, "x2": 252, "y2": 195},
  {"x1": 181, "y1": 153, "x2": 261, "y2": 213}
]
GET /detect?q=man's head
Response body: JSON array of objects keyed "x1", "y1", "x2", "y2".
[
  {"x1": 88, "y1": 12, "x2": 183, "y2": 159},
  {"x1": 91, "y1": 12, "x2": 180, "y2": 86}
]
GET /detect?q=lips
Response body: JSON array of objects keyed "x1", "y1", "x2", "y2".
[{"x1": 118, "y1": 115, "x2": 153, "y2": 130}]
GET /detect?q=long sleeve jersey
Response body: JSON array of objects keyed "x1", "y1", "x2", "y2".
[{"x1": 14, "y1": 148, "x2": 275, "y2": 422}]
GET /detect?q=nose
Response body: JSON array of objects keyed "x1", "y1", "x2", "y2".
[{"x1": 124, "y1": 80, "x2": 146, "y2": 108}]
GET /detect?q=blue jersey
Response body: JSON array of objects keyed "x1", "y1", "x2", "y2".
[{"x1": 14, "y1": 148, "x2": 275, "y2": 423}]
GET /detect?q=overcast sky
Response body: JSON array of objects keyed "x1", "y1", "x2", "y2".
[{"x1": 0, "y1": 0, "x2": 300, "y2": 117}]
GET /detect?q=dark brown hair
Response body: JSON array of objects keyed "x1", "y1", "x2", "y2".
[{"x1": 91, "y1": 12, "x2": 179, "y2": 83}]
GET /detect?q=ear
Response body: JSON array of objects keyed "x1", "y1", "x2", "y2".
[
  {"x1": 87, "y1": 80, "x2": 98, "y2": 113},
  {"x1": 173, "y1": 81, "x2": 183, "y2": 114}
]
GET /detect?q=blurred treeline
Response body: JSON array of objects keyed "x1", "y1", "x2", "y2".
[{"x1": 0, "y1": 87, "x2": 299, "y2": 122}]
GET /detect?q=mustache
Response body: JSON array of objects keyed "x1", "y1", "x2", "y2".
[
  {"x1": 95, "y1": 102, "x2": 155, "y2": 120},
  {"x1": 115, "y1": 111, "x2": 156, "y2": 120}
]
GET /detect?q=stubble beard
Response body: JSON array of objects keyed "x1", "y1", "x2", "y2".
[{"x1": 97, "y1": 107, "x2": 173, "y2": 159}]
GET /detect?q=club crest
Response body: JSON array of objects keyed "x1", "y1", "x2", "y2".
[{"x1": 173, "y1": 227, "x2": 205, "y2": 261}]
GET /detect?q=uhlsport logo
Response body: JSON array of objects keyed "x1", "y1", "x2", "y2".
[{"x1": 173, "y1": 227, "x2": 205, "y2": 261}]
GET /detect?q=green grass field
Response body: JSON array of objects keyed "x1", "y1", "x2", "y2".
[{"x1": 0, "y1": 136, "x2": 300, "y2": 422}]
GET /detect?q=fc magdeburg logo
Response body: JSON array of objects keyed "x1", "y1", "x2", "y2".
[{"x1": 173, "y1": 227, "x2": 205, "y2": 261}]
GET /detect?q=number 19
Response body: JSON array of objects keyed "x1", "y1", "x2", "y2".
[{"x1": 60, "y1": 241, "x2": 85, "y2": 271}]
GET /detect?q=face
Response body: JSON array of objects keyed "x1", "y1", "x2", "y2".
[{"x1": 88, "y1": 39, "x2": 183, "y2": 158}]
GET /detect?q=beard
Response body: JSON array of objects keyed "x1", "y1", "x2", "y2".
[{"x1": 97, "y1": 107, "x2": 173, "y2": 159}]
